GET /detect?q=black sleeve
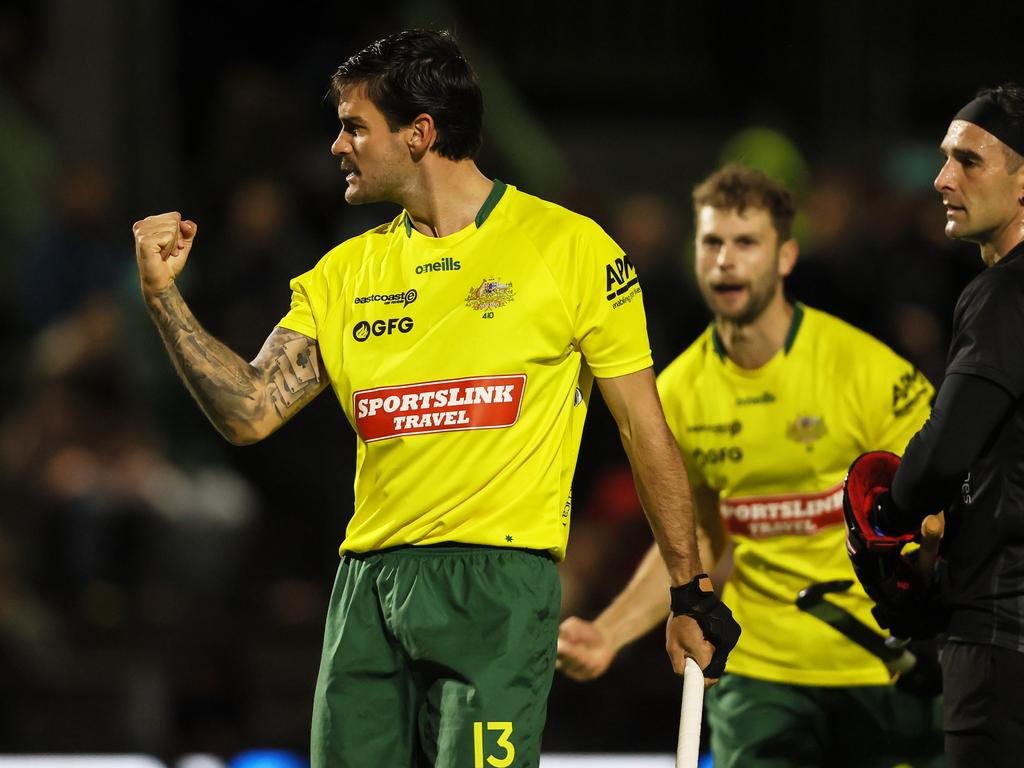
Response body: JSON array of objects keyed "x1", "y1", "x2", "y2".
[
  {"x1": 944, "y1": 271, "x2": 1024, "y2": 397},
  {"x1": 881, "y1": 373, "x2": 1014, "y2": 533},
  {"x1": 878, "y1": 265, "x2": 1024, "y2": 535}
]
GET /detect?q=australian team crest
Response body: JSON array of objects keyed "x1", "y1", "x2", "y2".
[
  {"x1": 466, "y1": 277, "x2": 515, "y2": 318},
  {"x1": 786, "y1": 414, "x2": 827, "y2": 445}
]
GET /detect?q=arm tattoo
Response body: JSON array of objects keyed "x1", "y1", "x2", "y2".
[
  {"x1": 147, "y1": 285, "x2": 324, "y2": 443},
  {"x1": 264, "y1": 336, "x2": 322, "y2": 419}
]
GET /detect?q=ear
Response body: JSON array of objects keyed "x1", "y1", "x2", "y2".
[
  {"x1": 778, "y1": 238, "x2": 799, "y2": 278},
  {"x1": 407, "y1": 113, "x2": 437, "y2": 160}
]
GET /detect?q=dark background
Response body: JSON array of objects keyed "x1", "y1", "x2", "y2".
[{"x1": 0, "y1": 0, "x2": 1017, "y2": 759}]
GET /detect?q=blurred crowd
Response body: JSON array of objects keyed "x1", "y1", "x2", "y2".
[{"x1": 0, "y1": 2, "x2": 985, "y2": 761}]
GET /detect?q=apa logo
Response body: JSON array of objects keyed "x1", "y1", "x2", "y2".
[
  {"x1": 605, "y1": 254, "x2": 639, "y2": 303},
  {"x1": 352, "y1": 317, "x2": 414, "y2": 342}
]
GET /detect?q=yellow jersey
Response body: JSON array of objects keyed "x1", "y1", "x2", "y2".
[
  {"x1": 278, "y1": 181, "x2": 652, "y2": 560},
  {"x1": 657, "y1": 304, "x2": 933, "y2": 686}
]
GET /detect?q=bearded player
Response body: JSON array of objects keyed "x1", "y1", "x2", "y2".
[
  {"x1": 131, "y1": 29, "x2": 738, "y2": 768},
  {"x1": 557, "y1": 164, "x2": 943, "y2": 767}
]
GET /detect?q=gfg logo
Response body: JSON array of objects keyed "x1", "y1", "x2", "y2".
[{"x1": 353, "y1": 317, "x2": 415, "y2": 342}]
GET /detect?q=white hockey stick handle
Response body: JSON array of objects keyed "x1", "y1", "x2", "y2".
[{"x1": 676, "y1": 656, "x2": 705, "y2": 768}]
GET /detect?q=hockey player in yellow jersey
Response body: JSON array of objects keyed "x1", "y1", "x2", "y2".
[
  {"x1": 131, "y1": 30, "x2": 739, "y2": 768},
  {"x1": 557, "y1": 164, "x2": 944, "y2": 767}
]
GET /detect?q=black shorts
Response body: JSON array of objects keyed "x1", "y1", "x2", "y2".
[{"x1": 941, "y1": 640, "x2": 1024, "y2": 767}]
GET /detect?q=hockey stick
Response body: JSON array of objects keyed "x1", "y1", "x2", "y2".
[{"x1": 676, "y1": 656, "x2": 704, "y2": 768}]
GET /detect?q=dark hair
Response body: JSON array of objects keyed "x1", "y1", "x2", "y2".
[
  {"x1": 329, "y1": 29, "x2": 483, "y2": 161},
  {"x1": 692, "y1": 163, "x2": 797, "y2": 242},
  {"x1": 976, "y1": 83, "x2": 1024, "y2": 171}
]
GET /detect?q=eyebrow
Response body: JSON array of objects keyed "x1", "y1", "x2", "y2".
[
  {"x1": 339, "y1": 115, "x2": 366, "y2": 126},
  {"x1": 941, "y1": 144, "x2": 983, "y2": 165}
]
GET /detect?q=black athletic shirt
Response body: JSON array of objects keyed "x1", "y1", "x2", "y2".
[{"x1": 894, "y1": 240, "x2": 1024, "y2": 650}]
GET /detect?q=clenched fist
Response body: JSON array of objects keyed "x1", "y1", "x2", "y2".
[{"x1": 133, "y1": 212, "x2": 198, "y2": 297}]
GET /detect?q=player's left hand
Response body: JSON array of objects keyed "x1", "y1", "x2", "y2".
[
  {"x1": 666, "y1": 600, "x2": 740, "y2": 689},
  {"x1": 666, "y1": 614, "x2": 715, "y2": 689}
]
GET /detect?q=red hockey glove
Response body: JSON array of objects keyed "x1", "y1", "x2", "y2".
[{"x1": 843, "y1": 451, "x2": 916, "y2": 555}]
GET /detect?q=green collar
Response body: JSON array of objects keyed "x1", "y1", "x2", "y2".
[
  {"x1": 403, "y1": 179, "x2": 508, "y2": 237},
  {"x1": 710, "y1": 301, "x2": 805, "y2": 360}
]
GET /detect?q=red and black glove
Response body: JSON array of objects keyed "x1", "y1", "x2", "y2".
[{"x1": 843, "y1": 451, "x2": 916, "y2": 556}]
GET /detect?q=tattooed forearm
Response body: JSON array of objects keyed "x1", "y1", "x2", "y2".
[
  {"x1": 147, "y1": 285, "x2": 326, "y2": 444},
  {"x1": 260, "y1": 335, "x2": 322, "y2": 419}
]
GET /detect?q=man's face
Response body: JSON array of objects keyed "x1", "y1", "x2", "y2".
[
  {"x1": 331, "y1": 83, "x2": 411, "y2": 205},
  {"x1": 694, "y1": 206, "x2": 792, "y2": 325},
  {"x1": 934, "y1": 120, "x2": 1021, "y2": 244}
]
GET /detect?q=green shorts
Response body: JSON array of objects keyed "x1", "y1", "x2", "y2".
[
  {"x1": 311, "y1": 544, "x2": 561, "y2": 768},
  {"x1": 706, "y1": 673, "x2": 944, "y2": 768}
]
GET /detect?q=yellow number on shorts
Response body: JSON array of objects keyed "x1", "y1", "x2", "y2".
[{"x1": 473, "y1": 721, "x2": 515, "y2": 768}]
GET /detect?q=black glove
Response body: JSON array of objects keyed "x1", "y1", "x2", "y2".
[
  {"x1": 893, "y1": 637, "x2": 943, "y2": 698},
  {"x1": 670, "y1": 574, "x2": 741, "y2": 678},
  {"x1": 848, "y1": 541, "x2": 947, "y2": 640}
]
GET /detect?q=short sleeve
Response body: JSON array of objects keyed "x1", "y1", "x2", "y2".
[
  {"x1": 657, "y1": 367, "x2": 707, "y2": 488},
  {"x1": 572, "y1": 220, "x2": 653, "y2": 377},
  {"x1": 277, "y1": 262, "x2": 326, "y2": 340},
  {"x1": 946, "y1": 275, "x2": 1024, "y2": 398},
  {"x1": 862, "y1": 353, "x2": 934, "y2": 455}
]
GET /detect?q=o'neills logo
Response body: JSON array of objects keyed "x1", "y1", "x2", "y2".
[
  {"x1": 416, "y1": 257, "x2": 461, "y2": 274},
  {"x1": 353, "y1": 374, "x2": 527, "y2": 442},
  {"x1": 720, "y1": 483, "x2": 844, "y2": 538}
]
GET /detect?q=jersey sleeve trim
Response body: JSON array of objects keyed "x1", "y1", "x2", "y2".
[
  {"x1": 277, "y1": 314, "x2": 317, "y2": 340},
  {"x1": 590, "y1": 352, "x2": 654, "y2": 379},
  {"x1": 945, "y1": 362, "x2": 1017, "y2": 397}
]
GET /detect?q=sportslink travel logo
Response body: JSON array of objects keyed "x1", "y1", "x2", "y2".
[
  {"x1": 353, "y1": 374, "x2": 527, "y2": 442},
  {"x1": 720, "y1": 483, "x2": 844, "y2": 538},
  {"x1": 354, "y1": 289, "x2": 418, "y2": 308}
]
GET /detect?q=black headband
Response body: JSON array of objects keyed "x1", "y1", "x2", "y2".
[{"x1": 954, "y1": 94, "x2": 1024, "y2": 158}]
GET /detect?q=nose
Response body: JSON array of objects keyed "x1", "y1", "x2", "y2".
[
  {"x1": 934, "y1": 158, "x2": 954, "y2": 194},
  {"x1": 715, "y1": 244, "x2": 734, "y2": 270},
  {"x1": 331, "y1": 130, "x2": 351, "y2": 157}
]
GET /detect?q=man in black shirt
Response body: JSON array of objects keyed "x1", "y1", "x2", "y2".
[{"x1": 844, "y1": 83, "x2": 1024, "y2": 765}]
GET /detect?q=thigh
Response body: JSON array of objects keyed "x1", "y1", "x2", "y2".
[
  {"x1": 941, "y1": 641, "x2": 997, "y2": 768},
  {"x1": 385, "y1": 547, "x2": 561, "y2": 768},
  {"x1": 311, "y1": 556, "x2": 418, "y2": 768},
  {"x1": 705, "y1": 674, "x2": 826, "y2": 768},
  {"x1": 942, "y1": 642, "x2": 1024, "y2": 768},
  {"x1": 833, "y1": 685, "x2": 944, "y2": 768}
]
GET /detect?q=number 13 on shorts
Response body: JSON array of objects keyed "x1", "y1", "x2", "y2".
[{"x1": 473, "y1": 721, "x2": 515, "y2": 768}]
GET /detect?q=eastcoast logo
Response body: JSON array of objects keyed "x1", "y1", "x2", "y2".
[
  {"x1": 354, "y1": 289, "x2": 417, "y2": 307},
  {"x1": 352, "y1": 317, "x2": 414, "y2": 342},
  {"x1": 416, "y1": 257, "x2": 460, "y2": 274},
  {"x1": 353, "y1": 374, "x2": 526, "y2": 442}
]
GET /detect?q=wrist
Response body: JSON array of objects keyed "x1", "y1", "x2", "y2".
[
  {"x1": 670, "y1": 573, "x2": 716, "y2": 616},
  {"x1": 141, "y1": 280, "x2": 177, "y2": 307}
]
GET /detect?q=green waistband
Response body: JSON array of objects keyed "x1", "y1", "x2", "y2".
[{"x1": 342, "y1": 542, "x2": 553, "y2": 560}]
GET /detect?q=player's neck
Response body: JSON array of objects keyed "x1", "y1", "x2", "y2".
[
  {"x1": 402, "y1": 161, "x2": 494, "y2": 238},
  {"x1": 715, "y1": 291, "x2": 794, "y2": 370},
  {"x1": 979, "y1": 214, "x2": 1024, "y2": 266}
]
